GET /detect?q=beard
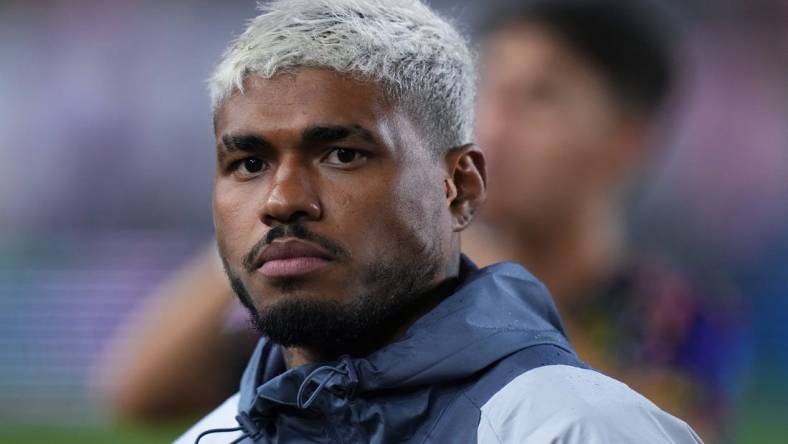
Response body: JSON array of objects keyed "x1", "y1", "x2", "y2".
[{"x1": 221, "y1": 225, "x2": 445, "y2": 359}]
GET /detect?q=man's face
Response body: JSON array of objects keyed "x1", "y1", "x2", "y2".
[
  {"x1": 213, "y1": 68, "x2": 455, "y2": 356},
  {"x1": 476, "y1": 25, "x2": 627, "y2": 228}
]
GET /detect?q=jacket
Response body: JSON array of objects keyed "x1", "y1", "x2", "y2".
[{"x1": 176, "y1": 258, "x2": 702, "y2": 443}]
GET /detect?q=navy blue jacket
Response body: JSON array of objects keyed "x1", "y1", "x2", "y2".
[{"x1": 177, "y1": 258, "x2": 702, "y2": 443}]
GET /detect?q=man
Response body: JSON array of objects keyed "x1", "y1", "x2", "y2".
[
  {"x1": 176, "y1": 1, "x2": 701, "y2": 442},
  {"x1": 467, "y1": 1, "x2": 742, "y2": 441}
]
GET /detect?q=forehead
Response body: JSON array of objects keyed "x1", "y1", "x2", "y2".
[
  {"x1": 482, "y1": 25, "x2": 601, "y2": 87},
  {"x1": 215, "y1": 68, "x2": 393, "y2": 139}
]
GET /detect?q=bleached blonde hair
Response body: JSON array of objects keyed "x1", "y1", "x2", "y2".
[{"x1": 208, "y1": 0, "x2": 476, "y2": 152}]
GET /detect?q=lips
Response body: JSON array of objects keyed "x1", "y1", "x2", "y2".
[{"x1": 254, "y1": 239, "x2": 333, "y2": 278}]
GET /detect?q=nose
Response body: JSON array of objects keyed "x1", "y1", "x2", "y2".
[{"x1": 259, "y1": 158, "x2": 322, "y2": 226}]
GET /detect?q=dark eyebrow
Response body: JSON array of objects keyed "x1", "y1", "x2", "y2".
[
  {"x1": 221, "y1": 134, "x2": 272, "y2": 152},
  {"x1": 302, "y1": 125, "x2": 376, "y2": 145}
]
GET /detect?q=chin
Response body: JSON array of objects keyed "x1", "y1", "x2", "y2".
[{"x1": 259, "y1": 282, "x2": 345, "y2": 305}]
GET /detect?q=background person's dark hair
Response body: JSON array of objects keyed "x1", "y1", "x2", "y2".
[{"x1": 483, "y1": 0, "x2": 681, "y2": 117}]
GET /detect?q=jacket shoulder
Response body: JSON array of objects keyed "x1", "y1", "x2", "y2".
[{"x1": 477, "y1": 365, "x2": 703, "y2": 444}]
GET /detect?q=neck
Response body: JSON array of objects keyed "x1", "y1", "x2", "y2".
[
  {"x1": 282, "y1": 254, "x2": 463, "y2": 369},
  {"x1": 468, "y1": 197, "x2": 624, "y2": 309},
  {"x1": 282, "y1": 347, "x2": 323, "y2": 368}
]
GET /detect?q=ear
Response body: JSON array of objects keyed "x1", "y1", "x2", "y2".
[{"x1": 444, "y1": 143, "x2": 487, "y2": 231}]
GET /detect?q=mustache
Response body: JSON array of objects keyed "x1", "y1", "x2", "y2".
[{"x1": 242, "y1": 224, "x2": 349, "y2": 272}]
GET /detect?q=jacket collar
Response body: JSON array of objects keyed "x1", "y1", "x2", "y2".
[{"x1": 239, "y1": 256, "x2": 572, "y2": 416}]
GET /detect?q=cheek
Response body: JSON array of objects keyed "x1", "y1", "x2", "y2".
[
  {"x1": 487, "y1": 124, "x2": 561, "y2": 191},
  {"x1": 513, "y1": 106, "x2": 600, "y2": 178},
  {"x1": 341, "y1": 169, "x2": 446, "y2": 261},
  {"x1": 389, "y1": 169, "x2": 448, "y2": 248},
  {"x1": 213, "y1": 182, "x2": 261, "y2": 260},
  {"x1": 484, "y1": 126, "x2": 579, "y2": 218}
]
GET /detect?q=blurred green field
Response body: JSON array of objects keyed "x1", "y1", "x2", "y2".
[
  {"x1": 730, "y1": 375, "x2": 788, "y2": 444},
  {"x1": 734, "y1": 416, "x2": 788, "y2": 444},
  {"x1": 0, "y1": 423, "x2": 186, "y2": 444}
]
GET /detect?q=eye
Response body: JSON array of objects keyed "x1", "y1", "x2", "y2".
[
  {"x1": 323, "y1": 148, "x2": 366, "y2": 167},
  {"x1": 232, "y1": 157, "x2": 267, "y2": 178},
  {"x1": 242, "y1": 158, "x2": 264, "y2": 173}
]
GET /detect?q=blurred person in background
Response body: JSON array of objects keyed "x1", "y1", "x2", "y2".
[
  {"x1": 468, "y1": 1, "x2": 742, "y2": 442},
  {"x1": 101, "y1": 0, "x2": 741, "y2": 441}
]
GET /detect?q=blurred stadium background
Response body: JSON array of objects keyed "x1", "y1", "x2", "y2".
[{"x1": 1, "y1": 0, "x2": 786, "y2": 442}]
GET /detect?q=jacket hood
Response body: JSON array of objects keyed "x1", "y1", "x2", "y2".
[{"x1": 238, "y1": 257, "x2": 572, "y2": 416}]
